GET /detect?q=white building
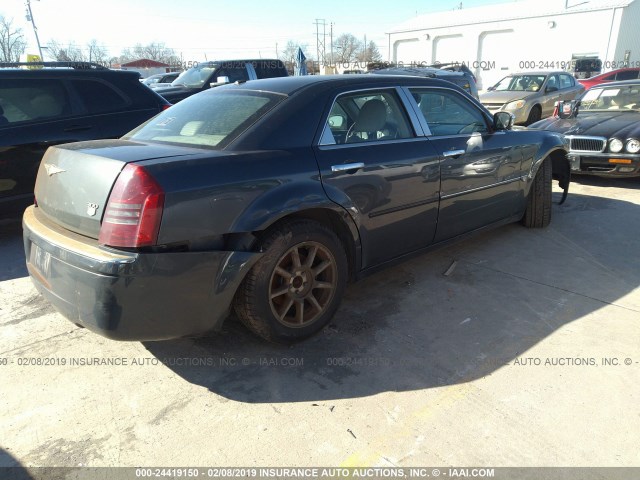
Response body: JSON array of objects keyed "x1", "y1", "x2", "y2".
[{"x1": 387, "y1": 0, "x2": 640, "y2": 89}]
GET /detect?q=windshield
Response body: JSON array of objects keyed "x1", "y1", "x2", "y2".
[
  {"x1": 493, "y1": 75, "x2": 547, "y2": 92},
  {"x1": 125, "y1": 90, "x2": 285, "y2": 149},
  {"x1": 579, "y1": 84, "x2": 640, "y2": 112},
  {"x1": 171, "y1": 63, "x2": 219, "y2": 88}
]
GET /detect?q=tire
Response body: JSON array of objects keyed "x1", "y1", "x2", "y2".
[
  {"x1": 522, "y1": 158, "x2": 552, "y2": 228},
  {"x1": 234, "y1": 220, "x2": 348, "y2": 343},
  {"x1": 525, "y1": 105, "x2": 542, "y2": 126}
]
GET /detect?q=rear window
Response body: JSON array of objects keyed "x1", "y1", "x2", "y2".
[{"x1": 125, "y1": 90, "x2": 284, "y2": 148}]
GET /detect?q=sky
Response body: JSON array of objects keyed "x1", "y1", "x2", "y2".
[{"x1": 1, "y1": 0, "x2": 517, "y2": 63}]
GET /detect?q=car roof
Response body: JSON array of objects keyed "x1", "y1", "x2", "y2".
[
  {"x1": 219, "y1": 74, "x2": 468, "y2": 96},
  {"x1": 0, "y1": 68, "x2": 141, "y2": 80},
  {"x1": 371, "y1": 67, "x2": 467, "y2": 78},
  {"x1": 507, "y1": 71, "x2": 568, "y2": 76}
]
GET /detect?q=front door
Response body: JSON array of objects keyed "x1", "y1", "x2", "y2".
[{"x1": 406, "y1": 87, "x2": 524, "y2": 242}]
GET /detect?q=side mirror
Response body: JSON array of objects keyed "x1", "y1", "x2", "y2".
[
  {"x1": 546, "y1": 86, "x2": 559, "y2": 93},
  {"x1": 556, "y1": 100, "x2": 580, "y2": 119},
  {"x1": 487, "y1": 85, "x2": 496, "y2": 91},
  {"x1": 328, "y1": 115, "x2": 345, "y2": 129},
  {"x1": 209, "y1": 76, "x2": 230, "y2": 88},
  {"x1": 493, "y1": 111, "x2": 515, "y2": 130}
]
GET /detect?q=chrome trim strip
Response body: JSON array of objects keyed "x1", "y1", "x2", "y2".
[
  {"x1": 369, "y1": 196, "x2": 440, "y2": 218},
  {"x1": 441, "y1": 177, "x2": 522, "y2": 200},
  {"x1": 331, "y1": 162, "x2": 365, "y2": 172}
]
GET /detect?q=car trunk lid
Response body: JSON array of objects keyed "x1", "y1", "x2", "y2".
[{"x1": 34, "y1": 139, "x2": 199, "y2": 239}]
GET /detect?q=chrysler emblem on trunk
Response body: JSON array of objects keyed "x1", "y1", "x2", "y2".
[
  {"x1": 44, "y1": 163, "x2": 66, "y2": 176},
  {"x1": 87, "y1": 203, "x2": 99, "y2": 217}
]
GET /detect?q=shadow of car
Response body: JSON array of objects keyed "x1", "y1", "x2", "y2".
[{"x1": 141, "y1": 189, "x2": 640, "y2": 402}]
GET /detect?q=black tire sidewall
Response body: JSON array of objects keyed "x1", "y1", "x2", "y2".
[{"x1": 238, "y1": 221, "x2": 348, "y2": 342}]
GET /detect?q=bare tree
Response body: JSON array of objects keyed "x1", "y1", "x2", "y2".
[
  {"x1": 357, "y1": 40, "x2": 382, "y2": 63},
  {"x1": 0, "y1": 16, "x2": 27, "y2": 62},
  {"x1": 46, "y1": 40, "x2": 86, "y2": 62},
  {"x1": 333, "y1": 33, "x2": 361, "y2": 64},
  {"x1": 86, "y1": 39, "x2": 108, "y2": 64},
  {"x1": 132, "y1": 42, "x2": 179, "y2": 65}
]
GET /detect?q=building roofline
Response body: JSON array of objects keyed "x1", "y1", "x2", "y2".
[{"x1": 388, "y1": 0, "x2": 635, "y2": 35}]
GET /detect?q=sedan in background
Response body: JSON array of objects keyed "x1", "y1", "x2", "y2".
[
  {"x1": 530, "y1": 80, "x2": 640, "y2": 177},
  {"x1": 480, "y1": 71, "x2": 584, "y2": 125},
  {"x1": 578, "y1": 68, "x2": 640, "y2": 90},
  {"x1": 24, "y1": 75, "x2": 569, "y2": 343}
]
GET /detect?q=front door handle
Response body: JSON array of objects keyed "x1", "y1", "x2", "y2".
[
  {"x1": 331, "y1": 162, "x2": 364, "y2": 173},
  {"x1": 442, "y1": 149, "x2": 465, "y2": 158}
]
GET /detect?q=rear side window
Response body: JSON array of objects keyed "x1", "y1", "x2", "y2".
[
  {"x1": 321, "y1": 90, "x2": 414, "y2": 145},
  {"x1": 253, "y1": 61, "x2": 287, "y2": 79},
  {"x1": 126, "y1": 90, "x2": 284, "y2": 148},
  {"x1": 0, "y1": 79, "x2": 69, "y2": 124},
  {"x1": 70, "y1": 79, "x2": 128, "y2": 114},
  {"x1": 559, "y1": 74, "x2": 575, "y2": 89}
]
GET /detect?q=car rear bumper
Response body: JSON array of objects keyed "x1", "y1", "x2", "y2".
[
  {"x1": 23, "y1": 206, "x2": 261, "y2": 341},
  {"x1": 568, "y1": 153, "x2": 640, "y2": 177}
]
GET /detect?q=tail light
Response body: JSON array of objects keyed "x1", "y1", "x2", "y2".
[
  {"x1": 162, "y1": 104, "x2": 172, "y2": 110},
  {"x1": 99, "y1": 164, "x2": 164, "y2": 248}
]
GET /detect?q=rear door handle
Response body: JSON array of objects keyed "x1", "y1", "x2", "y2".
[
  {"x1": 331, "y1": 162, "x2": 364, "y2": 173},
  {"x1": 442, "y1": 150, "x2": 465, "y2": 158},
  {"x1": 64, "y1": 125, "x2": 93, "y2": 132}
]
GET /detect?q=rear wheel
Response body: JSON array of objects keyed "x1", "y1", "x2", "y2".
[
  {"x1": 234, "y1": 220, "x2": 348, "y2": 342},
  {"x1": 522, "y1": 158, "x2": 552, "y2": 228}
]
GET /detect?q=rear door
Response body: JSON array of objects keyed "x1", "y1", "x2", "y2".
[
  {"x1": 313, "y1": 87, "x2": 441, "y2": 268},
  {"x1": 68, "y1": 78, "x2": 160, "y2": 138},
  {"x1": 406, "y1": 86, "x2": 524, "y2": 242},
  {"x1": 0, "y1": 77, "x2": 75, "y2": 215}
]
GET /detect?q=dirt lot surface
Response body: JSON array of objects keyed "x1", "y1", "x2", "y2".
[{"x1": 1, "y1": 177, "x2": 639, "y2": 470}]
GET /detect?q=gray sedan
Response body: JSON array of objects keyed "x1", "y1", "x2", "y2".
[{"x1": 480, "y1": 71, "x2": 584, "y2": 125}]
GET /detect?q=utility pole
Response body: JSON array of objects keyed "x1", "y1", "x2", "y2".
[
  {"x1": 25, "y1": 0, "x2": 44, "y2": 61},
  {"x1": 330, "y1": 23, "x2": 334, "y2": 67},
  {"x1": 314, "y1": 19, "x2": 326, "y2": 73}
]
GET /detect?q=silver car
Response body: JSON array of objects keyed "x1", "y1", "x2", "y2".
[{"x1": 480, "y1": 71, "x2": 584, "y2": 125}]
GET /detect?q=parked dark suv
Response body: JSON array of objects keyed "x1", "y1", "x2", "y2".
[
  {"x1": 370, "y1": 66, "x2": 479, "y2": 99},
  {"x1": 157, "y1": 59, "x2": 289, "y2": 104},
  {"x1": 0, "y1": 62, "x2": 170, "y2": 218}
]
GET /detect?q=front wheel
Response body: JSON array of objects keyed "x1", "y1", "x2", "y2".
[
  {"x1": 522, "y1": 158, "x2": 552, "y2": 228},
  {"x1": 234, "y1": 220, "x2": 348, "y2": 342},
  {"x1": 525, "y1": 105, "x2": 542, "y2": 126}
]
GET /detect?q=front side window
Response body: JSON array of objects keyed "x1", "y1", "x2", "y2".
[
  {"x1": 215, "y1": 65, "x2": 250, "y2": 83},
  {"x1": 493, "y1": 75, "x2": 546, "y2": 92},
  {"x1": 126, "y1": 90, "x2": 284, "y2": 148},
  {"x1": 410, "y1": 88, "x2": 488, "y2": 136},
  {"x1": 0, "y1": 79, "x2": 69, "y2": 124},
  {"x1": 579, "y1": 84, "x2": 640, "y2": 111},
  {"x1": 321, "y1": 90, "x2": 414, "y2": 145}
]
